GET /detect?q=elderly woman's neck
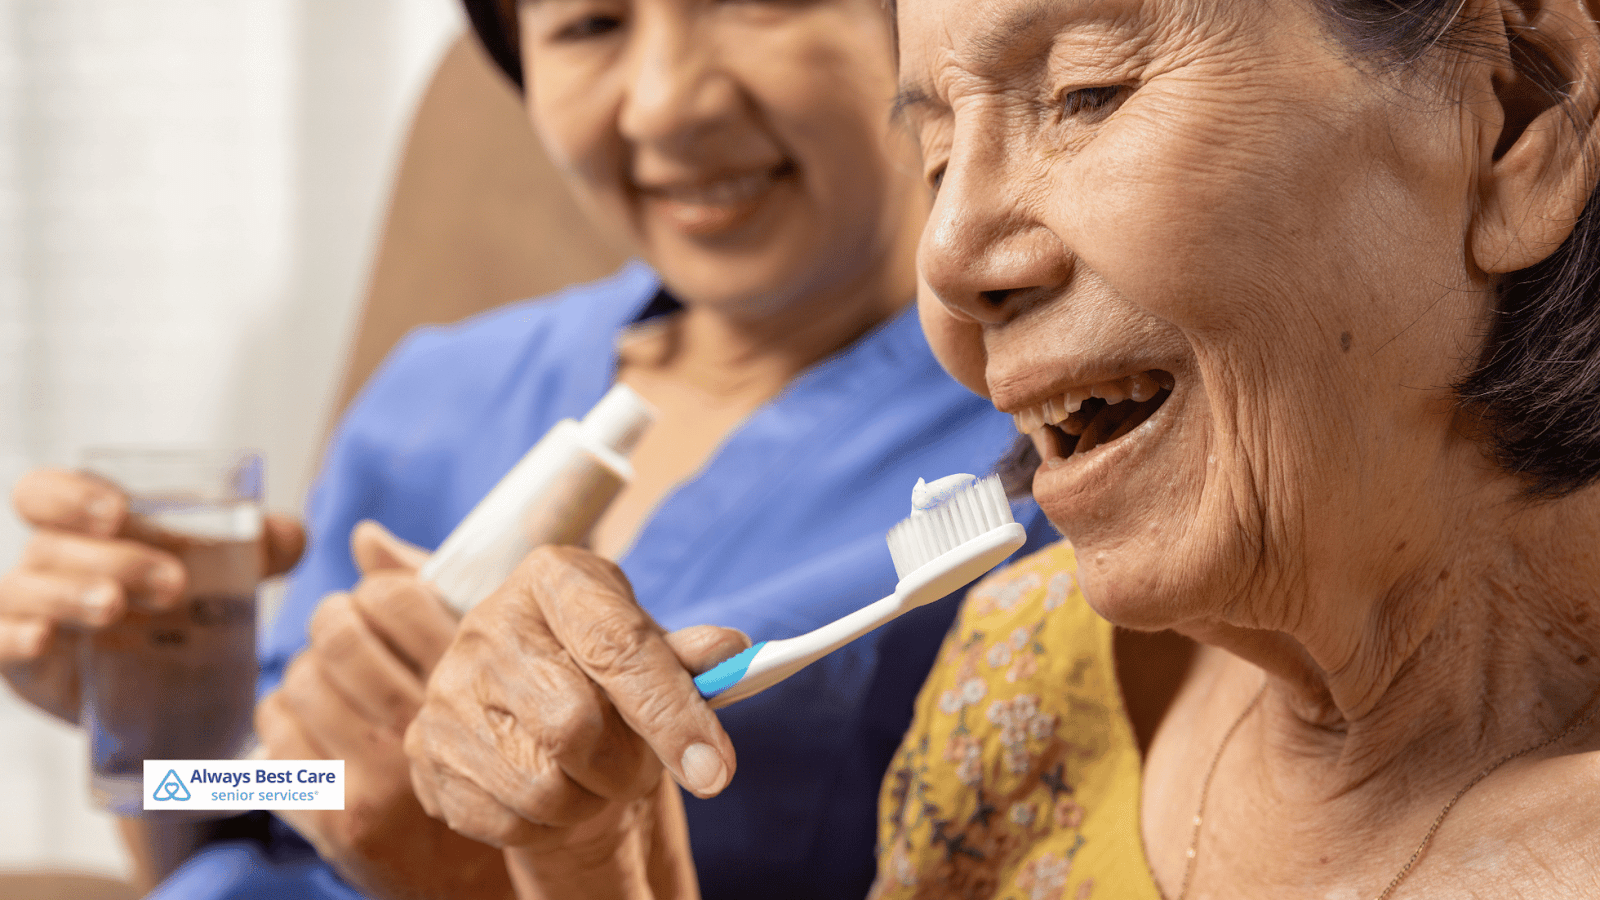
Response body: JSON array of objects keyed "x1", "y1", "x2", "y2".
[{"x1": 1225, "y1": 491, "x2": 1600, "y2": 795}]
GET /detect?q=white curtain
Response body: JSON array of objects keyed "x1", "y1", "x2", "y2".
[{"x1": 0, "y1": 1, "x2": 460, "y2": 877}]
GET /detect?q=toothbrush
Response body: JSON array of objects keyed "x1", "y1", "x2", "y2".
[{"x1": 694, "y1": 473, "x2": 1027, "y2": 709}]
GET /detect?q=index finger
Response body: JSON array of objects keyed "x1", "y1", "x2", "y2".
[
  {"x1": 516, "y1": 546, "x2": 736, "y2": 799},
  {"x1": 11, "y1": 469, "x2": 125, "y2": 537}
]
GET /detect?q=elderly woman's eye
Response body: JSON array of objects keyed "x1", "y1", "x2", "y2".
[
  {"x1": 928, "y1": 166, "x2": 946, "y2": 196},
  {"x1": 1059, "y1": 85, "x2": 1123, "y2": 118},
  {"x1": 553, "y1": 14, "x2": 622, "y2": 41}
]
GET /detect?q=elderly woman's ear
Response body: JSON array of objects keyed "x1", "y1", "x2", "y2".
[{"x1": 1469, "y1": 0, "x2": 1600, "y2": 274}]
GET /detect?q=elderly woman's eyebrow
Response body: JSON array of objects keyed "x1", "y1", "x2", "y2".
[
  {"x1": 889, "y1": 0, "x2": 1065, "y2": 127},
  {"x1": 889, "y1": 86, "x2": 936, "y2": 126}
]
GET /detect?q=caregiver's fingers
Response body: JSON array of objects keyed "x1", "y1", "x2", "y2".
[
  {"x1": 347, "y1": 570, "x2": 456, "y2": 677},
  {"x1": 11, "y1": 468, "x2": 125, "y2": 537},
  {"x1": 14, "y1": 530, "x2": 185, "y2": 613},
  {"x1": 304, "y1": 593, "x2": 425, "y2": 735},
  {"x1": 0, "y1": 616, "x2": 52, "y2": 664},
  {"x1": 0, "y1": 569, "x2": 127, "y2": 631},
  {"x1": 518, "y1": 546, "x2": 738, "y2": 798},
  {"x1": 263, "y1": 514, "x2": 307, "y2": 578},
  {"x1": 256, "y1": 688, "x2": 332, "y2": 762},
  {"x1": 350, "y1": 520, "x2": 430, "y2": 575}
]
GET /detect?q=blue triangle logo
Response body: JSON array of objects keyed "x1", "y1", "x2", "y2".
[{"x1": 152, "y1": 769, "x2": 191, "y2": 802}]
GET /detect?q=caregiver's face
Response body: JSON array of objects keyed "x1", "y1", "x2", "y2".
[
  {"x1": 517, "y1": 0, "x2": 914, "y2": 316},
  {"x1": 900, "y1": 0, "x2": 1497, "y2": 628}
]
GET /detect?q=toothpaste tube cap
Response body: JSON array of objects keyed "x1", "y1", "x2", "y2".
[{"x1": 583, "y1": 384, "x2": 657, "y2": 456}]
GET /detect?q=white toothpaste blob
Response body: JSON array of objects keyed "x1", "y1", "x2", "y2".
[{"x1": 911, "y1": 473, "x2": 981, "y2": 515}]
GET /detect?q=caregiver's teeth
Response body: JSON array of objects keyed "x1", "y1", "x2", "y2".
[{"x1": 666, "y1": 171, "x2": 770, "y2": 205}]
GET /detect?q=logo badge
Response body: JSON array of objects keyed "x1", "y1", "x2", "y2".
[{"x1": 152, "y1": 768, "x2": 192, "y2": 802}]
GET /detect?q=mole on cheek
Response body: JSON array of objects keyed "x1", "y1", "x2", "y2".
[{"x1": 1339, "y1": 331, "x2": 1352, "y2": 353}]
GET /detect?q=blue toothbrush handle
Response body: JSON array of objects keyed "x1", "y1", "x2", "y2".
[{"x1": 694, "y1": 641, "x2": 769, "y2": 701}]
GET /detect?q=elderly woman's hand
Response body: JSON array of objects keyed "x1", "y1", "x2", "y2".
[
  {"x1": 0, "y1": 468, "x2": 302, "y2": 724},
  {"x1": 404, "y1": 545, "x2": 746, "y2": 897},
  {"x1": 256, "y1": 520, "x2": 516, "y2": 900}
]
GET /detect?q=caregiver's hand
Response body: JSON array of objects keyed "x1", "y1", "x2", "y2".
[
  {"x1": 0, "y1": 468, "x2": 303, "y2": 724},
  {"x1": 404, "y1": 545, "x2": 745, "y2": 887},
  {"x1": 257, "y1": 520, "x2": 515, "y2": 900}
]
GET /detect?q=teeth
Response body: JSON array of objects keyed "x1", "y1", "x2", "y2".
[
  {"x1": 1013, "y1": 406, "x2": 1044, "y2": 435},
  {"x1": 1090, "y1": 379, "x2": 1129, "y2": 405},
  {"x1": 1008, "y1": 372, "x2": 1169, "y2": 436},
  {"x1": 661, "y1": 171, "x2": 770, "y2": 206}
]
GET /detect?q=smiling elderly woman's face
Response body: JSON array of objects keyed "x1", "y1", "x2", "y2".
[{"x1": 899, "y1": 0, "x2": 1540, "y2": 628}]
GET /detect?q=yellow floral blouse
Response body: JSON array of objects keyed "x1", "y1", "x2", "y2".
[{"x1": 872, "y1": 542, "x2": 1163, "y2": 900}]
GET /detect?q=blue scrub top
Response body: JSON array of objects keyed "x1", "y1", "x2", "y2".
[{"x1": 150, "y1": 262, "x2": 1054, "y2": 900}]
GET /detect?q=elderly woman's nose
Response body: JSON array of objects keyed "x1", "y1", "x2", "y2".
[
  {"x1": 919, "y1": 163, "x2": 1071, "y2": 325},
  {"x1": 617, "y1": 26, "x2": 734, "y2": 147}
]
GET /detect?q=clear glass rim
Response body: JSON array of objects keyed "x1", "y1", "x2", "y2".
[{"x1": 77, "y1": 446, "x2": 264, "y2": 503}]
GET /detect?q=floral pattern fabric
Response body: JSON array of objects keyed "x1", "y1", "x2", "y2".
[{"x1": 872, "y1": 542, "x2": 1162, "y2": 900}]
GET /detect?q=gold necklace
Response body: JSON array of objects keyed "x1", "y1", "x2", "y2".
[
  {"x1": 1174, "y1": 682, "x2": 1266, "y2": 900},
  {"x1": 1171, "y1": 682, "x2": 1600, "y2": 900}
]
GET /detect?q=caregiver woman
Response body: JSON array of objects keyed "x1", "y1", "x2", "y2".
[
  {"x1": 409, "y1": 0, "x2": 1600, "y2": 896},
  {"x1": 0, "y1": 0, "x2": 1040, "y2": 895}
]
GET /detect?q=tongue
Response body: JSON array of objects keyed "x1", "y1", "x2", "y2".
[{"x1": 1073, "y1": 394, "x2": 1164, "y2": 456}]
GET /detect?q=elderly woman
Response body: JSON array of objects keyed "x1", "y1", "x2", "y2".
[
  {"x1": 405, "y1": 0, "x2": 1600, "y2": 896},
  {"x1": 0, "y1": 0, "x2": 1046, "y2": 896}
]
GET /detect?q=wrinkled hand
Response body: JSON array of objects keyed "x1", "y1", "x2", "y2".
[
  {"x1": 404, "y1": 545, "x2": 746, "y2": 895},
  {"x1": 257, "y1": 520, "x2": 514, "y2": 900},
  {"x1": 0, "y1": 468, "x2": 302, "y2": 724}
]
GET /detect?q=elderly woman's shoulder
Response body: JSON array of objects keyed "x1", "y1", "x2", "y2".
[{"x1": 1415, "y1": 748, "x2": 1600, "y2": 897}]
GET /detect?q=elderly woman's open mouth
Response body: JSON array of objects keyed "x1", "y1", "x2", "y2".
[{"x1": 1010, "y1": 370, "x2": 1175, "y2": 459}]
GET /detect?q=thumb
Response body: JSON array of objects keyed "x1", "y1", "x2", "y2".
[
  {"x1": 664, "y1": 625, "x2": 753, "y2": 675},
  {"x1": 263, "y1": 514, "x2": 307, "y2": 577},
  {"x1": 351, "y1": 519, "x2": 431, "y2": 574}
]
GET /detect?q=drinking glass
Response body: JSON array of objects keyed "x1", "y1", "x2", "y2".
[{"x1": 77, "y1": 448, "x2": 264, "y2": 815}]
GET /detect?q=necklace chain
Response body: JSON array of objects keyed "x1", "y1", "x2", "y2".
[
  {"x1": 1175, "y1": 682, "x2": 1265, "y2": 900},
  {"x1": 1171, "y1": 682, "x2": 1600, "y2": 900}
]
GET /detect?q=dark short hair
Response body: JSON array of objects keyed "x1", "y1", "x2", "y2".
[{"x1": 462, "y1": 0, "x2": 523, "y2": 89}]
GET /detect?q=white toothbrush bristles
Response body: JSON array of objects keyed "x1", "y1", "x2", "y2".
[{"x1": 885, "y1": 474, "x2": 1013, "y2": 579}]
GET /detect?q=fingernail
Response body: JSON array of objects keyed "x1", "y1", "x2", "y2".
[
  {"x1": 81, "y1": 584, "x2": 117, "y2": 618},
  {"x1": 680, "y1": 742, "x2": 728, "y2": 796},
  {"x1": 149, "y1": 563, "x2": 183, "y2": 595},
  {"x1": 87, "y1": 494, "x2": 120, "y2": 526}
]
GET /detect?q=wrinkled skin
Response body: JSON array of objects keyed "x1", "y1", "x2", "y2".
[
  {"x1": 898, "y1": 0, "x2": 1600, "y2": 895},
  {"x1": 405, "y1": 545, "x2": 744, "y2": 898}
]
